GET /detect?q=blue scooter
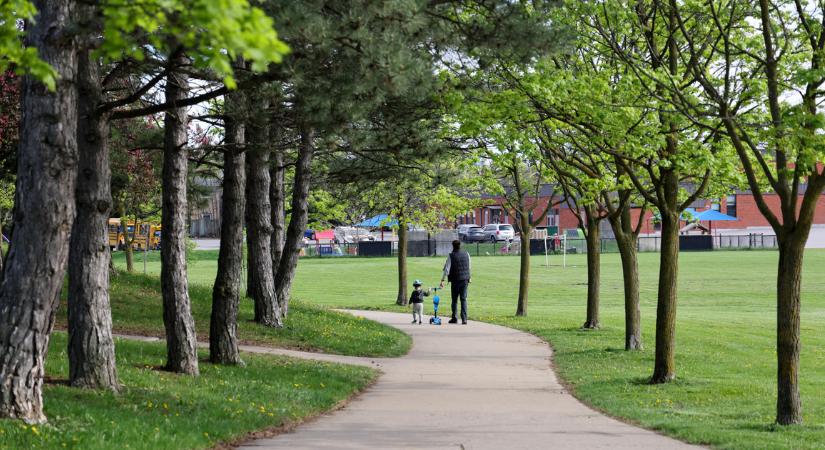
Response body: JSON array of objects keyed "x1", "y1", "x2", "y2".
[{"x1": 429, "y1": 287, "x2": 442, "y2": 325}]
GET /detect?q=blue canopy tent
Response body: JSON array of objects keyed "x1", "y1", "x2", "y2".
[
  {"x1": 355, "y1": 214, "x2": 399, "y2": 241},
  {"x1": 355, "y1": 214, "x2": 398, "y2": 228},
  {"x1": 694, "y1": 209, "x2": 737, "y2": 235}
]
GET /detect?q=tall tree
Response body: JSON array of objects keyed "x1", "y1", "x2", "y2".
[
  {"x1": 160, "y1": 46, "x2": 199, "y2": 375},
  {"x1": 270, "y1": 144, "x2": 286, "y2": 275},
  {"x1": 0, "y1": 0, "x2": 80, "y2": 422},
  {"x1": 486, "y1": 150, "x2": 557, "y2": 317},
  {"x1": 246, "y1": 98, "x2": 281, "y2": 326},
  {"x1": 210, "y1": 90, "x2": 246, "y2": 365},
  {"x1": 275, "y1": 126, "x2": 313, "y2": 315},
  {"x1": 538, "y1": 122, "x2": 649, "y2": 344},
  {"x1": 492, "y1": 23, "x2": 655, "y2": 349},
  {"x1": 653, "y1": 0, "x2": 825, "y2": 424},
  {"x1": 67, "y1": 19, "x2": 118, "y2": 389},
  {"x1": 101, "y1": 0, "x2": 289, "y2": 374},
  {"x1": 561, "y1": 193, "x2": 607, "y2": 329},
  {"x1": 264, "y1": 0, "x2": 560, "y2": 314},
  {"x1": 582, "y1": 1, "x2": 733, "y2": 383},
  {"x1": 0, "y1": 0, "x2": 289, "y2": 421},
  {"x1": 452, "y1": 72, "x2": 559, "y2": 317}
]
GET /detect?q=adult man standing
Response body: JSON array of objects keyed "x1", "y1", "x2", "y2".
[{"x1": 439, "y1": 240, "x2": 471, "y2": 324}]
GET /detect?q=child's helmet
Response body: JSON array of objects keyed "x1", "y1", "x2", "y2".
[{"x1": 413, "y1": 279, "x2": 422, "y2": 286}]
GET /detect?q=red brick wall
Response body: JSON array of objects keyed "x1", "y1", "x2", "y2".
[
  {"x1": 456, "y1": 192, "x2": 825, "y2": 232},
  {"x1": 707, "y1": 193, "x2": 825, "y2": 229}
]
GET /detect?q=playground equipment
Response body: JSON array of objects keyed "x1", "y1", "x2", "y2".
[{"x1": 429, "y1": 287, "x2": 442, "y2": 325}]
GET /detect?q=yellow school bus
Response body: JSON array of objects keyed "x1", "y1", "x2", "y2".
[{"x1": 108, "y1": 219, "x2": 161, "y2": 250}]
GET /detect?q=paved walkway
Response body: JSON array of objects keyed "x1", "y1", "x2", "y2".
[{"x1": 230, "y1": 310, "x2": 699, "y2": 450}]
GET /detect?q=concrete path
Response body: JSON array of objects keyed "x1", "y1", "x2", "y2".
[
  {"x1": 192, "y1": 238, "x2": 221, "y2": 250},
  {"x1": 234, "y1": 310, "x2": 699, "y2": 450}
]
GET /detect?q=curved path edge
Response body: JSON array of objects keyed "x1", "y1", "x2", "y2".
[{"x1": 198, "y1": 310, "x2": 701, "y2": 450}]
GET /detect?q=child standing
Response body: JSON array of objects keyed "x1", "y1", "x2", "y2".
[{"x1": 409, "y1": 279, "x2": 428, "y2": 324}]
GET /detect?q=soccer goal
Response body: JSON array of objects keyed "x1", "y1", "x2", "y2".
[{"x1": 543, "y1": 233, "x2": 567, "y2": 268}]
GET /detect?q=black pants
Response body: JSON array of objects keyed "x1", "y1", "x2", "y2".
[{"x1": 450, "y1": 279, "x2": 469, "y2": 322}]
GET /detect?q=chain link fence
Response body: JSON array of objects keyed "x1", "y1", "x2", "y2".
[{"x1": 296, "y1": 231, "x2": 779, "y2": 258}]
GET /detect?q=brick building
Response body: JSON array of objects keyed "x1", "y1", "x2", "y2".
[{"x1": 458, "y1": 186, "x2": 825, "y2": 238}]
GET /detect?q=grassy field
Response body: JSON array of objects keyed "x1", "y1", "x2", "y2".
[
  {"x1": 79, "y1": 252, "x2": 411, "y2": 358},
  {"x1": 125, "y1": 248, "x2": 825, "y2": 448},
  {"x1": 0, "y1": 332, "x2": 375, "y2": 450}
]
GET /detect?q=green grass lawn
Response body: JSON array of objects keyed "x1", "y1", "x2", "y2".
[
  {"x1": 0, "y1": 332, "x2": 375, "y2": 450},
  {"x1": 134, "y1": 248, "x2": 825, "y2": 449},
  {"x1": 66, "y1": 255, "x2": 410, "y2": 358},
  {"x1": 112, "y1": 248, "x2": 825, "y2": 448}
]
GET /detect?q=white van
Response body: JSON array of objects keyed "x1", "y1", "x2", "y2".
[{"x1": 481, "y1": 224, "x2": 515, "y2": 242}]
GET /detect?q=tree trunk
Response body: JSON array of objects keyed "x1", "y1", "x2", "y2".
[
  {"x1": 515, "y1": 215, "x2": 531, "y2": 317},
  {"x1": 246, "y1": 240, "x2": 255, "y2": 298},
  {"x1": 610, "y1": 205, "x2": 642, "y2": 350},
  {"x1": 275, "y1": 127, "x2": 314, "y2": 315},
  {"x1": 0, "y1": 220, "x2": 5, "y2": 280},
  {"x1": 210, "y1": 113, "x2": 245, "y2": 365},
  {"x1": 246, "y1": 123, "x2": 280, "y2": 327},
  {"x1": 108, "y1": 250, "x2": 116, "y2": 275},
  {"x1": 582, "y1": 209, "x2": 601, "y2": 329},
  {"x1": 270, "y1": 147, "x2": 285, "y2": 276},
  {"x1": 396, "y1": 222, "x2": 408, "y2": 305},
  {"x1": 124, "y1": 231, "x2": 134, "y2": 272},
  {"x1": 651, "y1": 210, "x2": 679, "y2": 383},
  {"x1": 160, "y1": 57, "x2": 199, "y2": 376},
  {"x1": 775, "y1": 234, "x2": 805, "y2": 425},
  {"x1": 0, "y1": 0, "x2": 79, "y2": 423},
  {"x1": 67, "y1": 46, "x2": 119, "y2": 390}
]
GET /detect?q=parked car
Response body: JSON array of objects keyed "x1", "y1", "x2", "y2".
[
  {"x1": 456, "y1": 223, "x2": 480, "y2": 240},
  {"x1": 481, "y1": 223, "x2": 515, "y2": 242},
  {"x1": 463, "y1": 226, "x2": 487, "y2": 242}
]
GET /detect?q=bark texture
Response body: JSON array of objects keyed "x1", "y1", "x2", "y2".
[
  {"x1": 210, "y1": 113, "x2": 246, "y2": 365},
  {"x1": 160, "y1": 58, "x2": 199, "y2": 376},
  {"x1": 0, "y1": 0, "x2": 79, "y2": 423},
  {"x1": 396, "y1": 222, "x2": 409, "y2": 305},
  {"x1": 609, "y1": 201, "x2": 642, "y2": 350},
  {"x1": 67, "y1": 46, "x2": 119, "y2": 390},
  {"x1": 270, "y1": 147, "x2": 286, "y2": 275},
  {"x1": 246, "y1": 123, "x2": 281, "y2": 327},
  {"x1": 0, "y1": 233, "x2": 4, "y2": 279},
  {"x1": 582, "y1": 208, "x2": 601, "y2": 329},
  {"x1": 515, "y1": 214, "x2": 531, "y2": 317},
  {"x1": 124, "y1": 241, "x2": 134, "y2": 272},
  {"x1": 651, "y1": 210, "x2": 679, "y2": 383},
  {"x1": 275, "y1": 127, "x2": 314, "y2": 315},
  {"x1": 775, "y1": 235, "x2": 805, "y2": 424}
]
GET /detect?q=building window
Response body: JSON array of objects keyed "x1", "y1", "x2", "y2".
[
  {"x1": 547, "y1": 208, "x2": 559, "y2": 227},
  {"x1": 726, "y1": 194, "x2": 737, "y2": 217},
  {"x1": 711, "y1": 201, "x2": 721, "y2": 211},
  {"x1": 491, "y1": 208, "x2": 503, "y2": 223}
]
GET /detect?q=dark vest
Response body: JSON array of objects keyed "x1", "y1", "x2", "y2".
[
  {"x1": 448, "y1": 251, "x2": 471, "y2": 282},
  {"x1": 410, "y1": 290, "x2": 425, "y2": 304}
]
